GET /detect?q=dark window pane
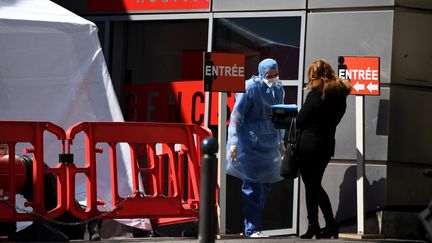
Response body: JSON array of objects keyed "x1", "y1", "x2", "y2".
[
  {"x1": 284, "y1": 86, "x2": 298, "y2": 104},
  {"x1": 94, "y1": 21, "x2": 105, "y2": 49},
  {"x1": 213, "y1": 17, "x2": 301, "y2": 80},
  {"x1": 126, "y1": 20, "x2": 208, "y2": 84}
]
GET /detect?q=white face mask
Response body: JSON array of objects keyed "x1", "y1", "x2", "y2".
[{"x1": 263, "y1": 77, "x2": 279, "y2": 87}]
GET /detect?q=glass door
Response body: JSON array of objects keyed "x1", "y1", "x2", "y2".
[{"x1": 212, "y1": 11, "x2": 306, "y2": 236}]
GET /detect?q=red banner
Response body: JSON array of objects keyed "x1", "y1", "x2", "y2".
[
  {"x1": 88, "y1": 0, "x2": 210, "y2": 12},
  {"x1": 338, "y1": 56, "x2": 380, "y2": 96},
  {"x1": 125, "y1": 81, "x2": 236, "y2": 126}
]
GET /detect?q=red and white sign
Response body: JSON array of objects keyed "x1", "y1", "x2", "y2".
[
  {"x1": 125, "y1": 80, "x2": 236, "y2": 126},
  {"x1": 338, "y1": 56, "x2": 380, "y2": 96},
  {"x1": 88, "y1": 0, "x2": 210, "y2": 12},
  {"x1": 204, "y1": 52, "x2": 245, "y2": 92}
]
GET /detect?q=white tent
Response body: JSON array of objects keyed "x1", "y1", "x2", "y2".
[{"x1": 0, "y1": 0, "x2": 150, "y2": 234}]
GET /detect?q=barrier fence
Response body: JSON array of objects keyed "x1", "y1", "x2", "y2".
[
  {"x1": 0, "y1": 121, "x2": 67, "y2": 222},
  {"x1": 0, "y1": 121, "x2": 213, "y2": 227}
]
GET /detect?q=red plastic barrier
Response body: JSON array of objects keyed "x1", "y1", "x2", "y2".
[
  {"x1": 0, "y1": 156, "x2": 27, "y2": 194},
  {"x1": 0, "y1": 121, "x2": 214, "y2": 227},
  {"x1": 0, "y1": 121, "x2": 67, "y2": 221},
  {"x1": 65, "y1": 122, "x2": 213, "y2": 226}
]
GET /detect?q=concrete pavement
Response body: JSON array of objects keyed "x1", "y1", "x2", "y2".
[{"x1": 87, "y1": 236, "x2": 428, "y2": 243}]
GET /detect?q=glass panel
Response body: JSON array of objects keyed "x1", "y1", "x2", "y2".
[
  {"x1": 110, "y1": 19, "x2": 208, "y2": 119},
  {"x1": 263, "y1": 179, "x2": 295, "y2": 230},
  {"x1": 284, "y1": 86, "x2": 298, "y2": 104},
  {"x1": 213, "y1": 17, "x2": 301, "y2": 80},
  {"x1": 126, "y1": 20, "x2": 208, "y2": 84},
  {"x1": 214, "y1": 16, "x2": 302, "y2": 235}
]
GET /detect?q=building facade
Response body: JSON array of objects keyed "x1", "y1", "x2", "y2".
[{"x1": 53, "y1": 0, "x2": 432, "y2": 239}]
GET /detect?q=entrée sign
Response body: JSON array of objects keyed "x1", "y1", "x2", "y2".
[
  {"x1": 204, "y1": 52, "x2": 245, "y2": 92},
  {"x1": 338, "y1": 56, "x2": 380, "y2": 96}
]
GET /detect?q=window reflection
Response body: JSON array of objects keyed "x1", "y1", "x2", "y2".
[{"x1": 213, "y1": 17, "x2": 301, "y2": 80}]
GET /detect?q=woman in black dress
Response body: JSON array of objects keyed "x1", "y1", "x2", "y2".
[{"x1": 297, "y1": 59, "x2": 351, "y2": 239}]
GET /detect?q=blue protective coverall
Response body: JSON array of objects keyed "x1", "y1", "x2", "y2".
[{"x1": 226, "y1": 58, "x2": 285, "y2": 236}]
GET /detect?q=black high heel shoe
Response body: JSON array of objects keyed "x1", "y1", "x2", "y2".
[
  {"x1": 320, "y1": 224, "x2": 339, "y2": 239},
  {"x1": 300, "y1": 224, "x2": 321, "y2": 239}
]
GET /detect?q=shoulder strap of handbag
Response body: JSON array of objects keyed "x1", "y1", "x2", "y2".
[{"x1": 288, "y1": 118, "x2": 297, "y2": 144}]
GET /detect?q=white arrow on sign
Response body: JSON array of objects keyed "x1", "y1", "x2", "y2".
[
  {"x1": 353, "y1": 82, "x2": 365, "y2": 92},
  {"x1": 367, "y1": 82, "x2": 378, "y2": 93}
]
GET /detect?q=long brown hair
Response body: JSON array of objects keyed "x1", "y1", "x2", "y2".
[{"x1": 307, "y1": 59, "x2": 350, "y2": 99}]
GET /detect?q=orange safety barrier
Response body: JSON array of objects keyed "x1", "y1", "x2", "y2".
[
  {"x1": 65, "y1": 122, "x2": 213, "y2": 226},
  {"x1": 0, "y1": 121, "x2": 67, "y2": 222}
]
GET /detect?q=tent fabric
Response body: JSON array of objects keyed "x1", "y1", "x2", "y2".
[{"x1": 0, "y1": 0, "x2": 150, "y2": 232}]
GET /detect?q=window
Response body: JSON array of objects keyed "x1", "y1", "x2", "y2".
[
  {"x1": 110, "y1": 19, "x2": 208, "y2": 121},
  {"x1": 213, "y1": 17, "x2": 301, "y2": 80},
  {"x1": 125, "y1": 20, "x2": 208, "y2": 84}
]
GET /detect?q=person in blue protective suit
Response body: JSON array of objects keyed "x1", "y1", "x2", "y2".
[{"x1": 226, "y1": 58, "x2": 285, "y2": 238}]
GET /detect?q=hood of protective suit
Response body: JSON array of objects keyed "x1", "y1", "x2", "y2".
[{"x1": 258, "y1": 58, "x2": 278, "y2": 80}]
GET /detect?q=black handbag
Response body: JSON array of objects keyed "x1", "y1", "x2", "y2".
[{"x1": 280, "y1": 118, "x2": 300, "y2": 179}]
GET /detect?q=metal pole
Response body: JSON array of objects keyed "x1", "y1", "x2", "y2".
[
  {"x1": 204, "y1": 13, "x2": 213, "y2": 128},
  {"x1": 356, "y1": 95, "x2": 365, "y2": 234},
  {"x1": 217, "y1": 91, "x2": 227, "y2": 235},
  {"x1": 198, "y1": 137, "x2": 218, "y2": 243}
]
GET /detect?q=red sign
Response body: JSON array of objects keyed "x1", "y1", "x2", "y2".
[
  {"x1": 88, "y1": 0, "x2": 210, "y2": 12},
  {"x1": 125, "y1": 80, "x2": 236, "y2": 126},
  {"x1": 338, "y1": 56, "x2": 380, "y2": 95},
  {"x1": 204, "y1": 52, "x2": 245, "y2": 92}
]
